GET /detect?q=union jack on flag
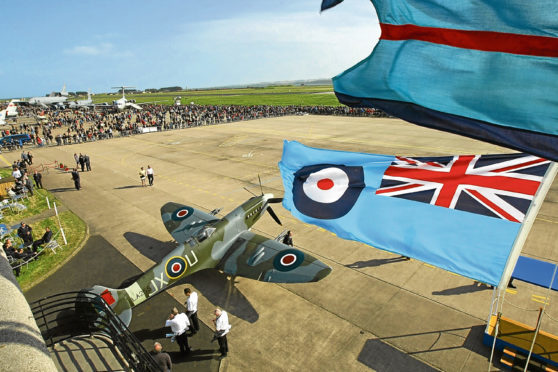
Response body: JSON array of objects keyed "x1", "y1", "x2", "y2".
[{"x1": 375, "y1": 154, "x2": 550, "y2": 223}]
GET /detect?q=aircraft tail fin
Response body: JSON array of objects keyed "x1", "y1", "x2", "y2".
[
  {"x1": 61, "y1": 84, "x2": 68, "y2": 97},
  {"x1": 0, "y1": 110, "x2": 6, "y2": 125},
  {"x1": 87, "y1": 285, "x2": 134, "y2": 326}
]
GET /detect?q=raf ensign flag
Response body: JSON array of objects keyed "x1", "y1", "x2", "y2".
[
  {"x1": 279, "y1": 141, "x2": 553, "y2": 285},
  {"x1": 321, "y1": 0, "x2": 558, "y2": 161}
]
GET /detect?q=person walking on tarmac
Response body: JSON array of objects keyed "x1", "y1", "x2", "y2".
[{"x1": 71, "y1": 168, "x2": 81, "y2": 190}]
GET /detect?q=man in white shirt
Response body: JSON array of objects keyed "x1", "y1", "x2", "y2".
[
  {"x1": 184, "y1": 288, "x2": 199, "y2": 335},
  {"x1": 213, "y1": 308, "x2": 231, "y2": 357},
  {"x1": 165, "y1": 307, "x2": 191, "y2": 354},
  {"x1": 146, "y1": 165, "x2": 154, "y2": 186},
  {"x1": 12, "y1": 168, "x2": 21, "y2": 180}
]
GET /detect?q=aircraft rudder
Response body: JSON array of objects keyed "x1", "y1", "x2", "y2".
[{"x1": 87, "y1": 284, "x2": 133, "y2": 326}]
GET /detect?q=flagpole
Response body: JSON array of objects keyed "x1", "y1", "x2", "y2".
[{"x1": 497, "y1": 161, "x2": 558, "y2": 290}]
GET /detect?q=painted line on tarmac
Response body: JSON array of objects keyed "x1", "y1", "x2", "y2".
[
  {"x1": 532, "y1": 296, "x2": 549, "y2": 305},
  {"x1": 0, "y1": 154, "x2": 11, "y2": 166},
  {"x1": 536, "y1": 217, "x2": 558, "y2": 225}
]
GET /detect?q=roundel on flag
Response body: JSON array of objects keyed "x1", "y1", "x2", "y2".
[
  {"x1": 165, "y1": 256, "x2": 188, "y2": 280},
  {"x1": 273, "y1": 249, "x2": 305, "y2": 272},
  {"x1": 293, "y1": 164, "x2": 365, "y2": 219},
  {"x1": 171, "y1": 206, "x2": 194, "y2": 221}
]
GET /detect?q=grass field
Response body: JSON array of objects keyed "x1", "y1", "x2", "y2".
[
  {"x1": 18, "y1": 211, "x2": 87, "y2": 292},
  {"x1": 0, "y1": 168, "x2": 88, "y2": 291},
  {"x1": 90, "y1": 84, "x2": 340, "y2": 107}
]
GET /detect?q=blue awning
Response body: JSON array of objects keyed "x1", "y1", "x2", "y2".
[{"x1": 512, "y1": 256, "x2": 558, "y2": 290}]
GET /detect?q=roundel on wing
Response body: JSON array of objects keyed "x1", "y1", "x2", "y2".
[
  {"x1": 171, "y1": 206, "x2": 194, "y2": 221},
  {"x1": 165, "y1": 256, "x2": 188, "y2": 280},
  {"x1": 293, "y1": 164, "x2": 365, "y2": 219},
  {"x1": 273, "y1": 249, "x2": 305, "y2": 272}
]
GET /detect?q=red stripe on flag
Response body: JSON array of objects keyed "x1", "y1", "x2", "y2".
[
  {"x1": 380, "y1": 23, "x2": 558, "y2": 58},
  {"x1": 468, "y1": 189, "x2": 519, "y2": 223},
  {"x1": 376, "y1": 183, "x2": 422, "y2": 195},
  {"x1": 492, "y1": 158, "x2": 548, "y2": 173}
]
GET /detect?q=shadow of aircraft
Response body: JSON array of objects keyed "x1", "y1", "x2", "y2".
[
  {"x1": 358, "y1": 338, "x2": 437, "y2": 372},
  {"x1": 124, "y1": 231, "x2": 176, "y2": 263},
  {"x1": 123, "y1": 232, "x2": 259, "y2": 323},
  {"x1": 184, "y1": 270, "x2": 259, "y2": 323}
]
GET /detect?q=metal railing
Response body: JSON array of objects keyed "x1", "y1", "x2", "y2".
[{"x1": 29, "y1": 291, "x2": 160, "y2": 372}]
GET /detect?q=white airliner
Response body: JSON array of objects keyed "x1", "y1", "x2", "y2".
[
  {"x1": 28, "y1": 84, "x2": 69, "y2": 108},
  {"x1": 68, "y1": 91, "x2": 93, "y2": 109},
  {"x1": 0, "y1": 100, "x2": 19, "y2": 125},
  {"x1": 111, "y1": 86, "x2": 143, "y2": 110}
]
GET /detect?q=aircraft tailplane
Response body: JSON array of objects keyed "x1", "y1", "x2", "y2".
[{"x1": 87, "y1": 284, "x2": 134, "y2": 326}]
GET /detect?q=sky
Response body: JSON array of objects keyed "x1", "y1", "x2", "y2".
[{"x1": 0, "y1": 0, "x2": 380, "y2": 98}]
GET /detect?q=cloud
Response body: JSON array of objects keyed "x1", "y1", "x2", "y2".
[
  {"x1": 171, "y1": 7, "x2": 380, "y2": 85},
  {"x1": 64, "y1": 42, "x2": 133, "y2": 57},
  {"x1": 64, "y1": 42, "x2": 113, "y2": 55}
]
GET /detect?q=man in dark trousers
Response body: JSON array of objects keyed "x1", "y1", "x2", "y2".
[
  {"x1": 282, "y1": 230, "x2": 293, "y2": 246},
  {"x1": 32, "y1": 226, "x2": 52, "y2": 252},
  {"x1": 184, "y1": 288, "x2": 200, "y2": 335},
  {"x1": 78, "y1": 153, "x2": 85, "y2": 172},
  {"x1": 165, "y1": 307, "x2": 190, "y2": 355},
  {"x1": 17, "y1": 222, "x2": 33, "y2": 247},
  {"x1": 71, "y1": 168, "x2": 81, "y2": 190},
  {"x1": 85, "y1": 154, "x2": 91, "y2": 171},
  {"x1": 33, "y1": 171, "x2": 43, "y2": 189},
  {"x1": 24, "y1": 175, "x2": 33, "y2": 197},
  {"x1": 213, "y1": 308, "x2": 231, "y2": 358}
]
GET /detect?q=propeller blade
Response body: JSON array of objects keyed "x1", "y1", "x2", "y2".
[
  {"x1": 267, "y1": 197, "x2": 283, "y2": 204},
  {"x1": 258, "y1": 174, "x2": 263, "y2": 196},
  {"x1": 267, "y1": 206, "x2": 282, "y2": 226},
  {"x1": 243, "y1": 187, "x2": 257, "y2": 196}
]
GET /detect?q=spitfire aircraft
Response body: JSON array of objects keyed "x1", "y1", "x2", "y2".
[{"x1": 86, "y1": 193, "x2": 332, "y2": 326}]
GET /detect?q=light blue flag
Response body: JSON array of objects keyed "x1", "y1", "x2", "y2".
[
  {"x1": 321, "y1": 0, "x2": 558, "y2": 161},
  {"x1": 279, "y1": 140, "x2": 552, "y2": 286}
]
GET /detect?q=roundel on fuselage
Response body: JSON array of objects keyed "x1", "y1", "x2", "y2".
[{"x1": 165, "y1": 256, "x2": 188, "y2": 280}]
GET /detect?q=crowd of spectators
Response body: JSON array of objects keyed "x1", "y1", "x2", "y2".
[{"x1": 2, "y1": 104, "x2": 390, "y2": 149}]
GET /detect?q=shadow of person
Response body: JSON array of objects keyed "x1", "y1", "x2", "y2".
[
  {"x1": 167, "y1": 349, "x2": 218, "y2": 362},
  {"x1": 49, "y1": 187, "x2": 77, "y2": 193},
  {"x1": 134, "y1": 327, "x2": 168, "y2": 341},
  {"x1": 346, "y1": 256, "x2": 410, "y2": 268},
  {"x1": 114, "y1": 185, "x2": 143, "y2": 190},
  {"x1": 432, "y1": 281, "x2": 492, "y2": 296}
]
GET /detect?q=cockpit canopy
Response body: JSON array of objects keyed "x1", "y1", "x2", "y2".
[{"x1": 196, "y1": 226, "x2": 216, "y2": 243}]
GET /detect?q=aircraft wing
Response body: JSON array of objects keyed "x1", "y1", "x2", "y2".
[
  {"x1": 128, "y1": 102, "x2": 143, "y2": 110},
  {"x1": 218, "y1": 231, "x2": 331, "y2": 283},
  {"x1": 161, "y1": 202, "x2": 219, "y2": 244}
]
